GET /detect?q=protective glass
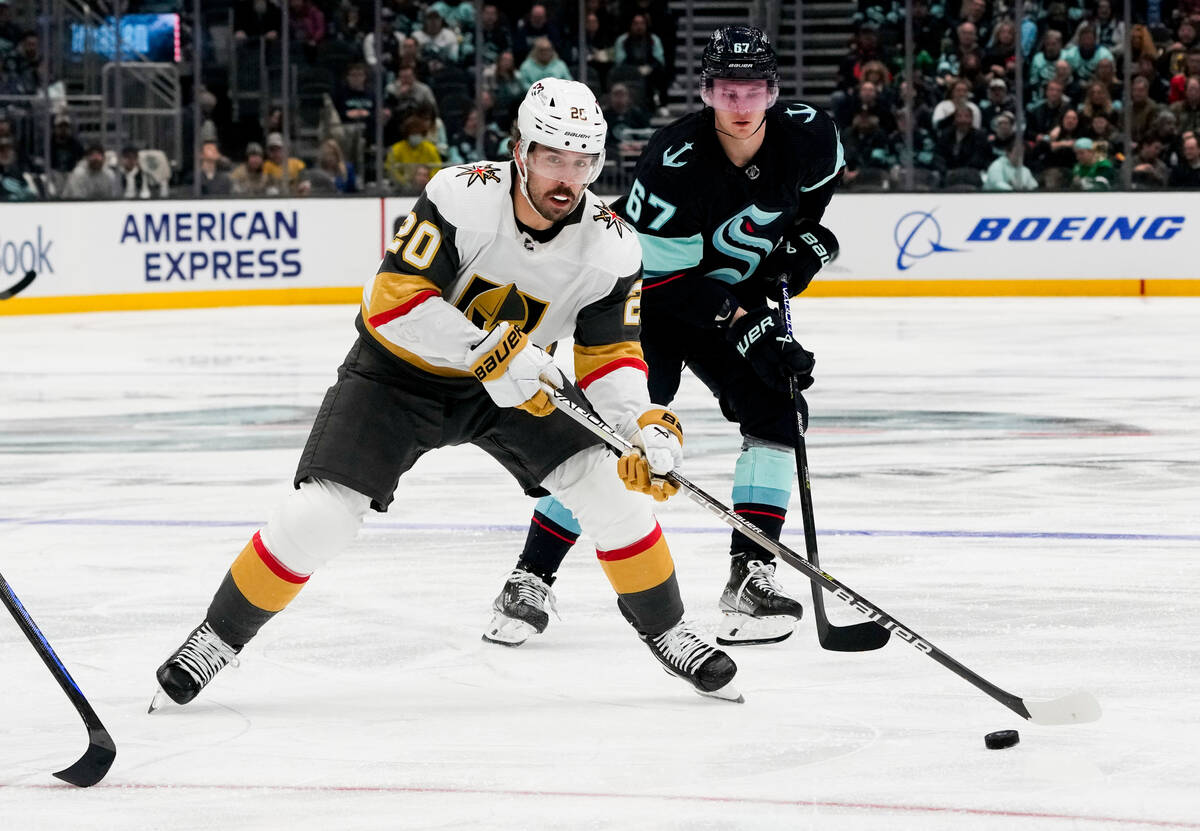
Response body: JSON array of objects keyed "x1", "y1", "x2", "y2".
[
  {"x1": 524, "y1": 144, "x2": 604, "y2": 184},
  {"x1": 703, "y1": 79, "x2": 778, "y2": 112}
]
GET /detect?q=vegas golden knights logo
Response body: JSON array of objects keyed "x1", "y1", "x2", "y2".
[{"x1": 454, "y1": 276, "x2": 550, "y2": 333}]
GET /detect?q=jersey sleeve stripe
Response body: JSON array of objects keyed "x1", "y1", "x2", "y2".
[
  {"x1": 574, "y1": 341, "x2": 647, "y2": 389},
  {"x1": 801, "y1": 124, "x2": 846, "y2": 192},
  {"x1": 367, "y1": 289, "x2": 439, "y2": 328},
  {"x1": 637, "y1": 232, "x2": 704, "y2": 275},
  {"x1": 642, "y1": 271, "x2": 687, "y2": 290}
]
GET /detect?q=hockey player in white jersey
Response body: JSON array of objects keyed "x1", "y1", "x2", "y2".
[{"x1": 150, "y1": 78, "x2": 741, "y2": 711}]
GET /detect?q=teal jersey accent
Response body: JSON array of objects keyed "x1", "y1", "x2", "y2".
[
  {"x1": 638, "y1": 232, "x2": 705, "y2": 279},
  {"x1": 535, "y1": 495, "x2": 582, "y2": 535},
  {"x1": 708, "y1": 204, "x2": 783, "y2": 284},
  {"x1": 731, "y1": 446, "x2": 794, "y2": 508}
]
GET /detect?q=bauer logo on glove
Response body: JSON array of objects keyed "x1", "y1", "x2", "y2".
[{"x1": 466, "y1": 322, "x2": 560, "y2": 417}]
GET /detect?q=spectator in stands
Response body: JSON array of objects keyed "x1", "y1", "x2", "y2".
[
  {"x1": 613, "y1": 13, "x2": 667, "y2": 114},
  {"x1": 1030, "y1": 30, "x2": 1067, "y2": 93},
  {"x1": 1168, "y1": 132, "x2": 1200, "y2": 185},
  {"x1": 841, "y1": 111, "x2": 892, "y2": 189},
  {"x1": 191, "y1": 141, "x2": 234, "y2": 196},
  {"x1": 1087, "y1": 112, "x2": 1123, "y2": 159},
  {"x1": 288, "y1": 0, "x2": 326, "y2": 50},
  {"x1": 411, "y1": 163, "x2": 433, "y2": 192},
  {"x1": 936, "y1": 103, "x2": 991, "y2": 180},
  {"x1": 983, "y1": 18, "x2": 1018, "y2": 82},
  {"x1": 1088, "y1": 0, "x2": 1125, "y2": 59},
  {"x1": 385, "y1": 111, "x2": 442, "y2": 194},
  {"x1": 390, "y1": 0, "x2": 423, "y2": 37},
  {"x1": 1, "y1": 30, "x2": 40, "y2": 95},
  {"x1": 978, "y1": 78, "x2": 1013, "y2": 131},
  {"x1": 839, "y1": 79, "x2": 896, "y2": 134},
  {"x1": 447, "y1": 107, "x2": 504, "y2": 162},
  {"x1": 1081, "y1": 81, "x2": 1116, "y2": 124},
  {"x1": 116, "y1": 146, "x2": 159, "y2": 199},
  {"x1": 514, "y1": 4, "x2": 565, "y2": 64},
  {"x1": 837, "y1": 26, "x2": 883, "y2": 91},
  {"x1": 1094, "y1": 58, "x2": 1124, "y2": 109},
  {"x1": 431, "y1": 0, "x2": 475, "y2": 35},
  {"x1": 1130, "y1": 24, "x2": 1159, "y2": 65},
  {"x1": 362, "y1": 8, "x2": 402, "y2": 77},
  {"x1": 1071, "y1": 136, "x2": 1115, "y2": 190},
  {"x1": 233, "y1": 0, "x2": 281, "y2": 43},
  {"x1": 603, "y1": 82, "x2": 650, "y2": 151},
  {"x1": 305, "y1": 138, "x2": 356, "y2": 194},
  {"x1": 931, "y1": 78, "x2": 981, "y2": 130},
  {"x1": 938, "y1": 21, "x2": 981, "y2": 84},
  {"x1": 1138, "y1": 55, "x2": 1171, "y2": 104},
  {"x1": 231, "y1": 142, "x2": 271, "y2": 196},
  {"x1": 0, "y1": 133, "x2": 35, "y2": 201},
  {"x1": 1161, "y1": 19, "x2": 1198, "y2": 82},
  {"x1": 889, "y1": 106, "x2": 945, "y2": 189},
  {"x1": 983, "y1": 142, "x2": 1037, "y2": 191},
  {"x1": 1171, "y1": 76, "x2": 1200, "y2": 135},
  {"x1": 908, "y1": 0, "x2": 946, "y2": 61},
  {"x1": 1168, "y1": 49, "x2": 1200, "y2": 103},
  {"x1": 582, "y1": 11, "x2": 615, "y2": 89},
  {"x1": 334, "y1": 63, "x2": 378, "y2": 139},
  {"x1": 1129, "y1": 75, "x2": 1161, "y2": 145},
  {"x1": 1051, "y1": 59, "x2": 1083, "y2": 108},
  {"x1": 0, "y1": 1, "x2": 24, "y2": 55},
  {"x1": 263, "y1": 132, "x2": 305, "y2": 189},
  {"x1": 1041, "y1": 1, "x2": 1075, "y2": 42},
  {"x1": 1027, "y1": 79, "x2": 1069, "y2": 144},
  {"x1": 386, "y1": 62, "x2": 437, "y2": 130},
  {"x1": 954, "y1": 0, "x2": 992, "y2": 46},
  {"x1": 477, "y1": 4, "x2": 513, "y2": 66},
  {"x1": 1131, "y1": 136, "x2": 1170, "y2": 187},
  {"x1": 485, "y1": 50, "x2": 525, "y2": 126},
  {"x1": 1063, "y1": 24, "x2": 1113, "y2": 83},
  {"x1": 65, "y1": 144, "x2": 120, "y2": 200},
  {"x1": 517, "y1": 37, "x2": 571, "y2": 88},
  {"x1": 49, "y1": 113, "x2": 84, "y2": 174},
  {"x1": 413, "y1": 8, "x2": 459, "y2": 63},
  {"x1": 987, "y1": 110, "x2": 1017, "y2": 158}
]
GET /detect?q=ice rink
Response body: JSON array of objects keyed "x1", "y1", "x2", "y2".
[{"x1": 1, "y1": 297, "x2": 1198, "y2": 830}]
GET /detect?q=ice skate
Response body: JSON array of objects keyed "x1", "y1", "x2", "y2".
[
  {"x1": 148, "y1": 620, "x2": 241, "y2": 712},
  {"x1": 482, "y1": 569, "x2": 557, "y2": 647},
  {"x1": 640, "y1": 620, "x2": 742, "y2": 702},
  {"x1": 717, "y1": 554, "x2": 804, "y2": 645}
]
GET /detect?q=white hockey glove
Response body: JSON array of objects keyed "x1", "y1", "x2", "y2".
[
  {"x1": 617, "y1": 408, "x2": 683, "y2": 502},
  {"x1": 467, "y1": 322, "x2": 561, "y2": 417}
]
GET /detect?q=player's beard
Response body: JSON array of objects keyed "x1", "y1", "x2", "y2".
[{"x1": 529, "y1": 181, "x2": 582, "y2": 222}]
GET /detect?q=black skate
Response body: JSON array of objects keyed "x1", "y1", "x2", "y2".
[
  {"x1": 148, "y1": 621, "x2": 241, "y2": 712},
  {"x1": 482, "y1": 569, "x2": 557, "y2": 647},
  {"x1": 718, "y1": 554, "x2": 804, "y2": 645},
  {"x1": 640, "y1": 621, "x2": 743, "y2": 702}
]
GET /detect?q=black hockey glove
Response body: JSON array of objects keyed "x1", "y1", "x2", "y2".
[
  {"x1": 762, "y1": 219, "x2": 840, "y2": 290},
  {"x1": 726, "y1": 305, "x2": 815, "y2": 393}
]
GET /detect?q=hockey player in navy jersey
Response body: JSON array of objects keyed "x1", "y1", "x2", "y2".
[
  {"x1": 485, "y1": 26, "x2": 844, "y2": 648},
  {"x1": 151, "y1": 78, "x2": 743, "y2": 710}
]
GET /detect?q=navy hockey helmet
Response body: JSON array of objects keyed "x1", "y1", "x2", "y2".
[{"x1": 700, "y1": 26, "x2": 779, "y2": 110}]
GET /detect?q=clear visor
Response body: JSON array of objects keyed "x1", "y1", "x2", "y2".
[
  {"x1": 703, "y1": 79, "x2": 779, "y2": 112},
  {"x1": 524, "y1": 144, "x2": 604, "y2": 184}
]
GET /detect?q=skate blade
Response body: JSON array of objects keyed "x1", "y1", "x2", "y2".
[
  {"x1": 147, "y1": 686, "x2": 171, "y2": 714},
  {"x1": 482, "y1": 613, "x2": 538, "y2": 647},
  {"x1": 716, "y1": 612, "x2": 798, "y2": 646},
  {"x1": 697, "y1": 679, "x2": 744, "y2": 704}
]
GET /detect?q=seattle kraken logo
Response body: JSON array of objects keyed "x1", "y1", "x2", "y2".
[
  {"x1": 710, "y1": 205, "x2": 782, "y2": 283},
  {"x1": 893, "y1": 209, "x2": 960, "y2": 271}
]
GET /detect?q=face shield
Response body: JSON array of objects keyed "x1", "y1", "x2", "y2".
[
  {"x1": 702, "y1": 79, "x2": 779, "y2": 113},
  {"x1": 522, "y1": 143, "x2": 605, "y2": 185}
]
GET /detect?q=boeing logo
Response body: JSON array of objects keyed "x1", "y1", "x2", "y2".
[
  {"x1": 893, "y1": 209, "x2": 959, "y2": 271},
  {"x1": 894, "y1": 210, "x2": 1186, "y2": 272}
]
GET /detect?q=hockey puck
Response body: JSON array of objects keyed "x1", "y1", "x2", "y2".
[{"x1": 984, "y1": 730, "x2": 1020, "y2": 749}]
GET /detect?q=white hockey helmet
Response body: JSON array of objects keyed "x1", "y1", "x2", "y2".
[{"x1": 516, "y1": 77, "x2": 607, "y2": 186}]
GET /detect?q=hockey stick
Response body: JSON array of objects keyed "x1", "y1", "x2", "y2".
[
  {"x1": 0, "y1": 571, "x2": 116, "y2": 787},
  {"x1": 0, "y1": 270, "x2": 37, "y2": 300},
  {"x1": 540, "y1": 381, "x2": 1100, "y2": 725},
  {"x1": 778, "y1": 276, "x2": 890, "y2": 652}
]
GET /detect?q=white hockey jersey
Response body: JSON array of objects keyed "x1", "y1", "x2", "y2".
[{"x1": 357, "y1": 160, "x2": 650, "y2": 424}]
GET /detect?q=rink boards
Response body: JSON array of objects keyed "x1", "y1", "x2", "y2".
[{"x1": 1, "y1": 191, "x2": 1197, "y2": 315}]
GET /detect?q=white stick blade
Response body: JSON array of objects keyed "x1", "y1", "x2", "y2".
[{"x1": 1025, "y1": 690, "x2": 1102, "y2": 725}]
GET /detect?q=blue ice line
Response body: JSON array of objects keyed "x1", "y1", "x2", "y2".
[{"x1": 0, "y1": 517, "x2": 1196, "y2": 542}]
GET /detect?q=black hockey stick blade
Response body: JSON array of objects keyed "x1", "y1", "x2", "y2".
[
  {"x1": 0, "y1": 572, "x2": 117, "y2": 787},
  {"x1": 779, "y1": 276, "x2": 890, "y2": 652},
  {"x1": 53, "y1": 725, "x2": 117, "y2": 787},
  {"x1": 0, "y1": 270, "x2": 36, "y2": 300}
]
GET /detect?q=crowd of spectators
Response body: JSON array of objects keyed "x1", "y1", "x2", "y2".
[
  {"x1": 839, "y1": 0, "x2": 1200, "y2": 190},
  {"x1": 0, "y1": 0, "x2": 678, "y2": 199}
]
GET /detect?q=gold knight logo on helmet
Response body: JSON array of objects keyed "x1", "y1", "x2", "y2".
[{"x1": 454, "y1": 276, "x2": 550, "y2": 333}]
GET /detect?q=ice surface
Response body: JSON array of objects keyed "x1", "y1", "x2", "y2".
[{"x1": 1, "y1": 298, "x2": 1198, "y2": 830}]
